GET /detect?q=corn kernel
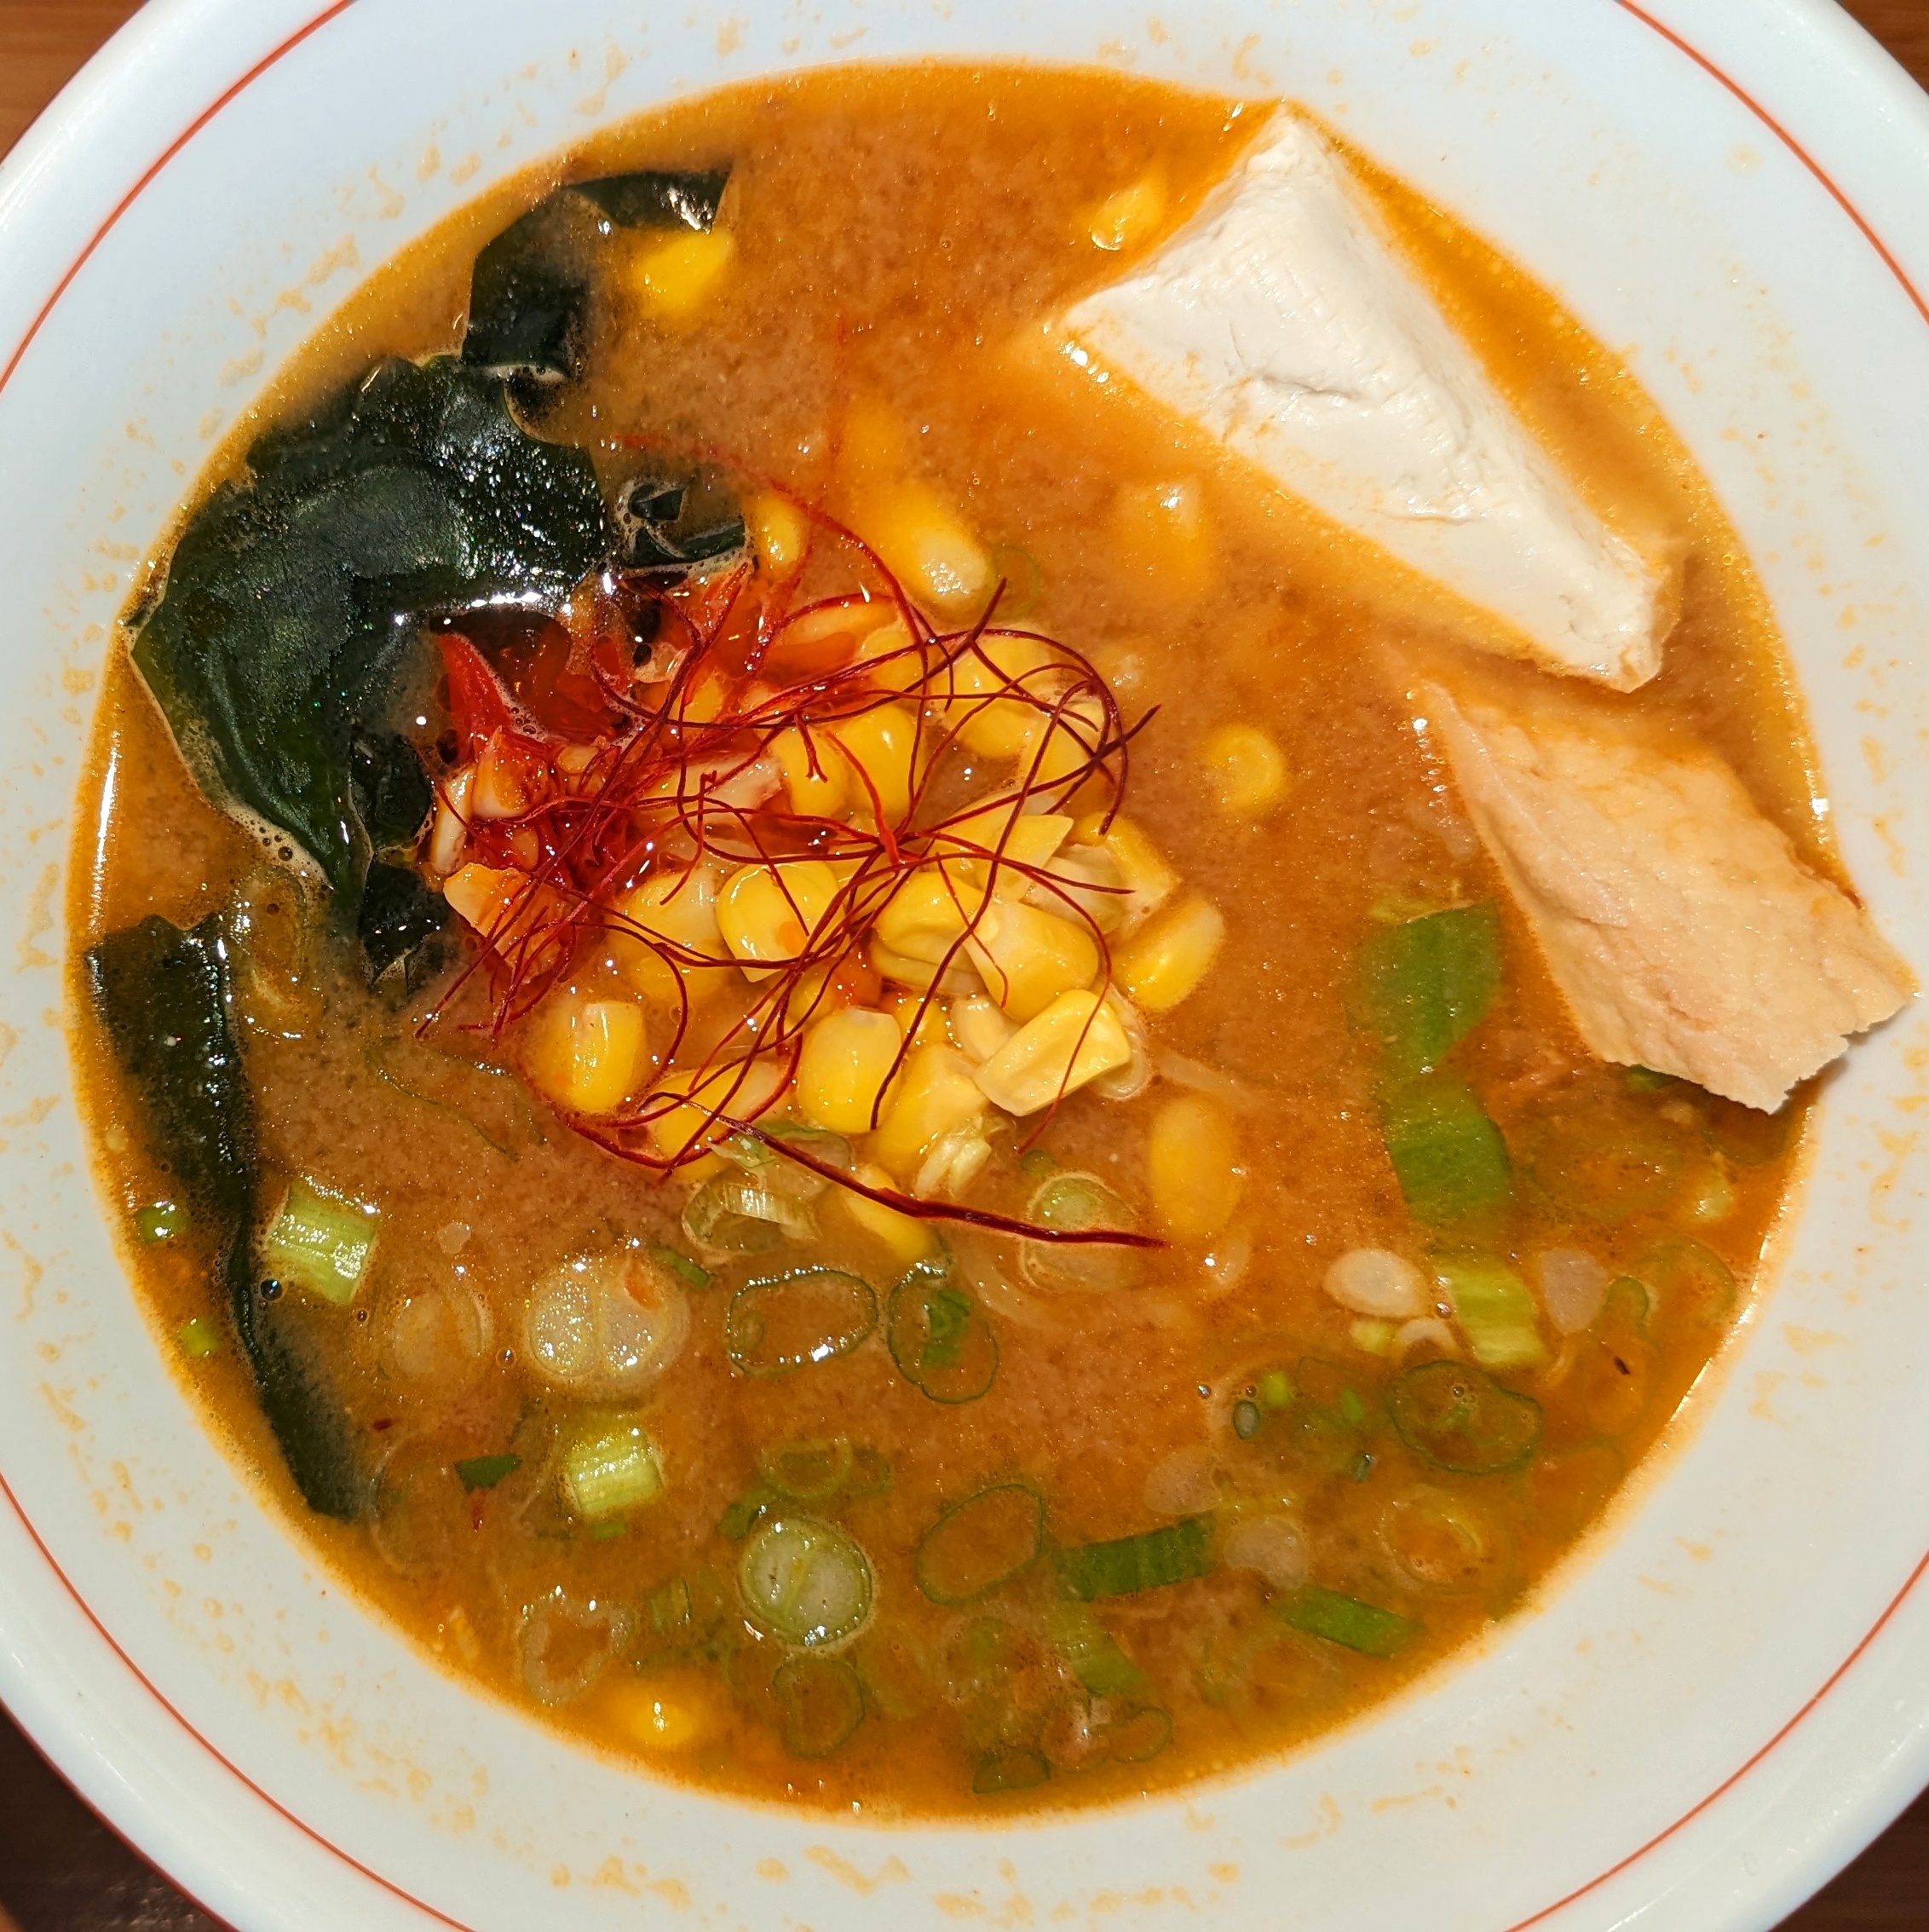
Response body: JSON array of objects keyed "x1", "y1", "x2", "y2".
[
  {"x1": 745, "y1": 490, "x2": 809, "y2": 579},
  {"x1": 1202, "y1": 723, "x2": 1291, "y2": 816},
  {"x1": 1033, "y1": 841, "x2": 1128, "y2": 932},
  {"x1": 867, "y1": 1044, "x2": 986, "y2": 1180},
  {"x1": 522, "y1": 992, "x2": 648, "y2": 1117},
  {"x1": 628, "y1": 228, "x2": 735, "y2": 323},
  {"x1": 875, "y1": 862, "x2": 987, "y2": 966},
  {"x1": 798, "y1": 1007, "x2": 904, "y2": 1134},
  {"x1": 942, "y1": 636, "x2": 1056, "y2": 758},
  {"x1": 601, "y1": 1673, "x2": 711, "y2": 1751},
  {"x1": 769, "y1": 725, "x2": 849, "y2": 818},
  {"x1": 966, "y1": 898, "x2": 1101, "y2": 1022},
  {"x1": 717, "y1": 860, "x2": 840, "y2": 978},
  {"x1": 1146, "y1": 1092, "x2": 1243, "y2": 1242},
  {"x1": 1114, "y1": 893, "x2": 1224, "y2": 1013},
  {"x1": 840, "y1": 400, "x2": 993, "y2": 614},
  {"x1": 427, "y1": 764, "x2": 475, "y2": 878},
  {"x1": 869, "y1": 937, "x2": 981, "y2": 996},
  {"x1": 972, "y1": 990, "x2": 1131, "y2": 1116},
  {"x1": 1016, "y1": 695, "x2": 1107, "y2": 793},
  {"x1": 1113, "y1": 477, "x2": 1213, "y2": 597},
  {"x1": 830, "y1": 703, "x2": 920, "y2": 824},
  {"x1": 1089, "y1": 171, "x2": 1168, "y2": 252},
  {"x1": 949, "y1": 994, "x2": 1017, "y2": 1065},
  {"x1": 852, "y1": 616, "x2": 926, "y2": 694},
  {"x1": 879, "y1": 988, "x2": 951, "y2": 1049},
  {"x1": 1071, "y1": 813, "x2": 1177, "y2": 925},
  {"x1": 944, "y1": 800, "x2": 1072, "y2": 890},
  {"x1": 644, "y1": 1055, "x2": 790, "y2": 1163},
  {"x1": 1114, "y1": 893, "x2": 1224, "y2": 1012},
  {"x1": 443, "y1": 862, "x2": 523, "y2": 940},
  {"x1": 612, "y1": 866, "x2": 727, "y2": 1007},
  {"x1": 838, "y1": 1161, "x2": 937, "y2": 1266}
]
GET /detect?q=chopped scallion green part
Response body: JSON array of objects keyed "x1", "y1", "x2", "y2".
[
  {"x1": 1255, "y1": 1369, "x2": 1293, "y2": 1412},
  {"x1": 1386, "y1": 1360, "x2": 1542, "y2": 1474},
  {"x1": 915, "y1": 1484, "x2": 1045, "y2": 1605},
  {"x1": 1378, "y1": 1076, "x2": 1511, "y2": 1223},
  {"x1": 1018, "y1": 1148, "x2": 1057, "y2": 1180},
  {"x1": 1351, "y1": 903, "x2": 1500, "y2": 1076},
  {"x1": 774, "y1": 1653, "x2": 865, "y2": 1757},
  {"x1": 726, "y1": 1267, "x2": 878, "y2": 1375},
  {"x1": 650, "y1": 1244, "x2": 711, "y2": 1290},
  {"x1": 1338, "y1": 1387, "x2": 1368, "y2": 1427},
  {"x1": 1622, "y1": 1064, "x2": 1678, "y2": 1092},
  {"x1": 1056, "y1": 1515, "x2": 1214, "y2": 1600},
  {"x1": 887, "y1": 1260, "x2": 998, "y2": 1404},
  {"x1": 757, "y1": 1437, "x2": 855, "y2": 1502},
  {"x1": 719, "y1": 1485, "x2": 776, "y2": 1542},
  {"x1": 560, "y1": 1422, "x2": 664, "y2": 1521},
  {"x1": 259, "y1": 1179, "x2": 378, "y2": 1307},
  {"x1": 973, "y1": 1746, "x2": 1050, "y2": 1795},
  {"x1": 1043, "y1": 1601, "x2": 1148, "y2": 1698},
  {"x1": 587, "y1": 1520, "x2": 626, "y2": 1543},
  {"x1": 1436, "y1": 1254, "x2": 1546, "y2": 1370},
  {"x1": 176, "y1": 1315, "x2": 221, "y2": 1358},
  {"x1": 138, "y1": 1200, "x2": 186, "y2": 1244},
  {"x1": 454, "y1": 1452, "x2": 521, "y2": 1491},
  {"x1": 1278, "y1": 1586, "x2": 1416, "y2": 1658}
]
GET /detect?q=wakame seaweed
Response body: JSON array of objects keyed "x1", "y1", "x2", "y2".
[
  {"x1": 86, "y1": 914, "x2": 371, "y2": 1520},
  {"x1": 131, "y1": 355, "x2": 607, "y2": 920},
  {"x1": 464, "y1": 166, "x2": 731, "y2": 384}
]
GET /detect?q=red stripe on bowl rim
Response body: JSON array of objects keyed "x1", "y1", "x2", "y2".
[{"x1": 0, "y1": 3, "x2": 1925, "y2": 1927}]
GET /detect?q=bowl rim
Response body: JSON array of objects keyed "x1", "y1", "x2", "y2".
[{"x1": 5, "y1": 2, "x2": 1929, "y2": 1928}]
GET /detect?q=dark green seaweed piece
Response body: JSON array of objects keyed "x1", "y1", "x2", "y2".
[
  {"x1": 86, "y1": 914, "x2": 369, "y2": 1520},
  {"x1": 131, "y1": 355, "x2": 607, "y2": 916},
  {"x1": 357, "y1": 862, "x2": 451, "y2": 987},
  {"x1": 350, "y1": 731, "x2": 435, "y2": 854},
  {"x1": 463, "y1": 166, "x2": 731, "y2": 383},
  {"x1": 1054, "y1": 1516, "x2": 1214, "y2": 1601}
]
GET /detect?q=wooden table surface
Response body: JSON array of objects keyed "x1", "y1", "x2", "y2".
[{"x1": 4, "y1": 1, "x2": 1929, "y2": 1927}]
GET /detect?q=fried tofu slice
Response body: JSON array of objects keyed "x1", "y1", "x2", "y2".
[{"x1": 1417, "y1": 678, "x2": 1912, "y2": 1110}]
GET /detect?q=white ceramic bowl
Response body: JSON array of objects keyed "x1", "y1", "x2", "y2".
[{"x1": 4, "y1": 3, "x2": 1929, "y2": 1927}]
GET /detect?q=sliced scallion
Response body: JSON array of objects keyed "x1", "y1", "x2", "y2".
[
  {"x1": 718, "y1": 1485, "x2": 776, "y2": 1542},
  {"x1": 138, "y1": 1200, "x2": 187, "y2": 1244},
  {"x1": 650, "y1": 1244, "x2": 712, "y2": 1290},
  {"x1": 1042, "y1": 1601, "x2": 1147, "y2": 1698},
  {"x1": 454, "y1": 1452, "x2": 521, "y2": 1491},
  {"x1": 887, "y1": 1260, "x2": 998, "y2": 1404},
  {"x1": 260, "y1": 1178, "x2": 378, "y2": 1307},
  {"x1": 1055, "y1": 1515, "x2": 1214, "y2": 1600},
  {"x1": 973, "y1": 1746, "x2": 1050, "y2": 1795},
  {"x1": 774, "y1": 1653, "x2": 866, "y2": 1757},
  {"x1": 1435, "y1": 1254, "x2": 1547, "y2": 1370},
  {"x1": 560, "y1": 1422, "x2": 664, "y2": 1521},
  {"x1": 1350, "y1": 903, "x2": 1500, "y2": 1076},
  {"x1": 738, "y1": 1514, "x2": 874, "y2": 1648},
  {"x1": 758, "y1": 1436, "x2": 855, "y2": 1502},
  {"x1": 681, "y1": 1174, "x2": 784, "y2": 1253},
  {"x1": 914, "y1": 1483, "x2": 1045, "y2": 1605},
  {"x1": 1377, "y1": 1076, "x2": 1511, "y2": 1224},
  {"x1": 1386, "y1": 1360, "x2": 1541, "y2": 1475},
  {"x1": 1019, "y1": 1172, "x2": 1141, "y2": 1293},
  {"x1": 726, "y1": 1267, "x2": 878, "y2": 1375},
  {"x1": 1633, "y1": 1237, "x2": 1738, "y2": 1327},
  {"x1": 1278, "y1": 1586, "x2": 1416, "y2": 1658},
  {"x1": 176, "y1": 1314, "x2": 221, "y2": 1359}
]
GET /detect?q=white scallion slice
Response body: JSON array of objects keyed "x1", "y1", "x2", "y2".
[
  {"x1": 738, "y1": 1514, "x2": 875, "y2": 1649},
  {"x1": 260, "y1": 1179, "x2": 377, "y2": 1307},
  {"x1": 560, "y1": 1422, "x2": 665, "y2": 1522}
]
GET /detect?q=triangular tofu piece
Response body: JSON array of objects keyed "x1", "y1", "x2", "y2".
[
  {"x1": 1063, "y1": 116, "x2": 1672, "y2": 691},
  {"x1": 1417, "y1": 678, "x2": 1912, "y2": 1110}
]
